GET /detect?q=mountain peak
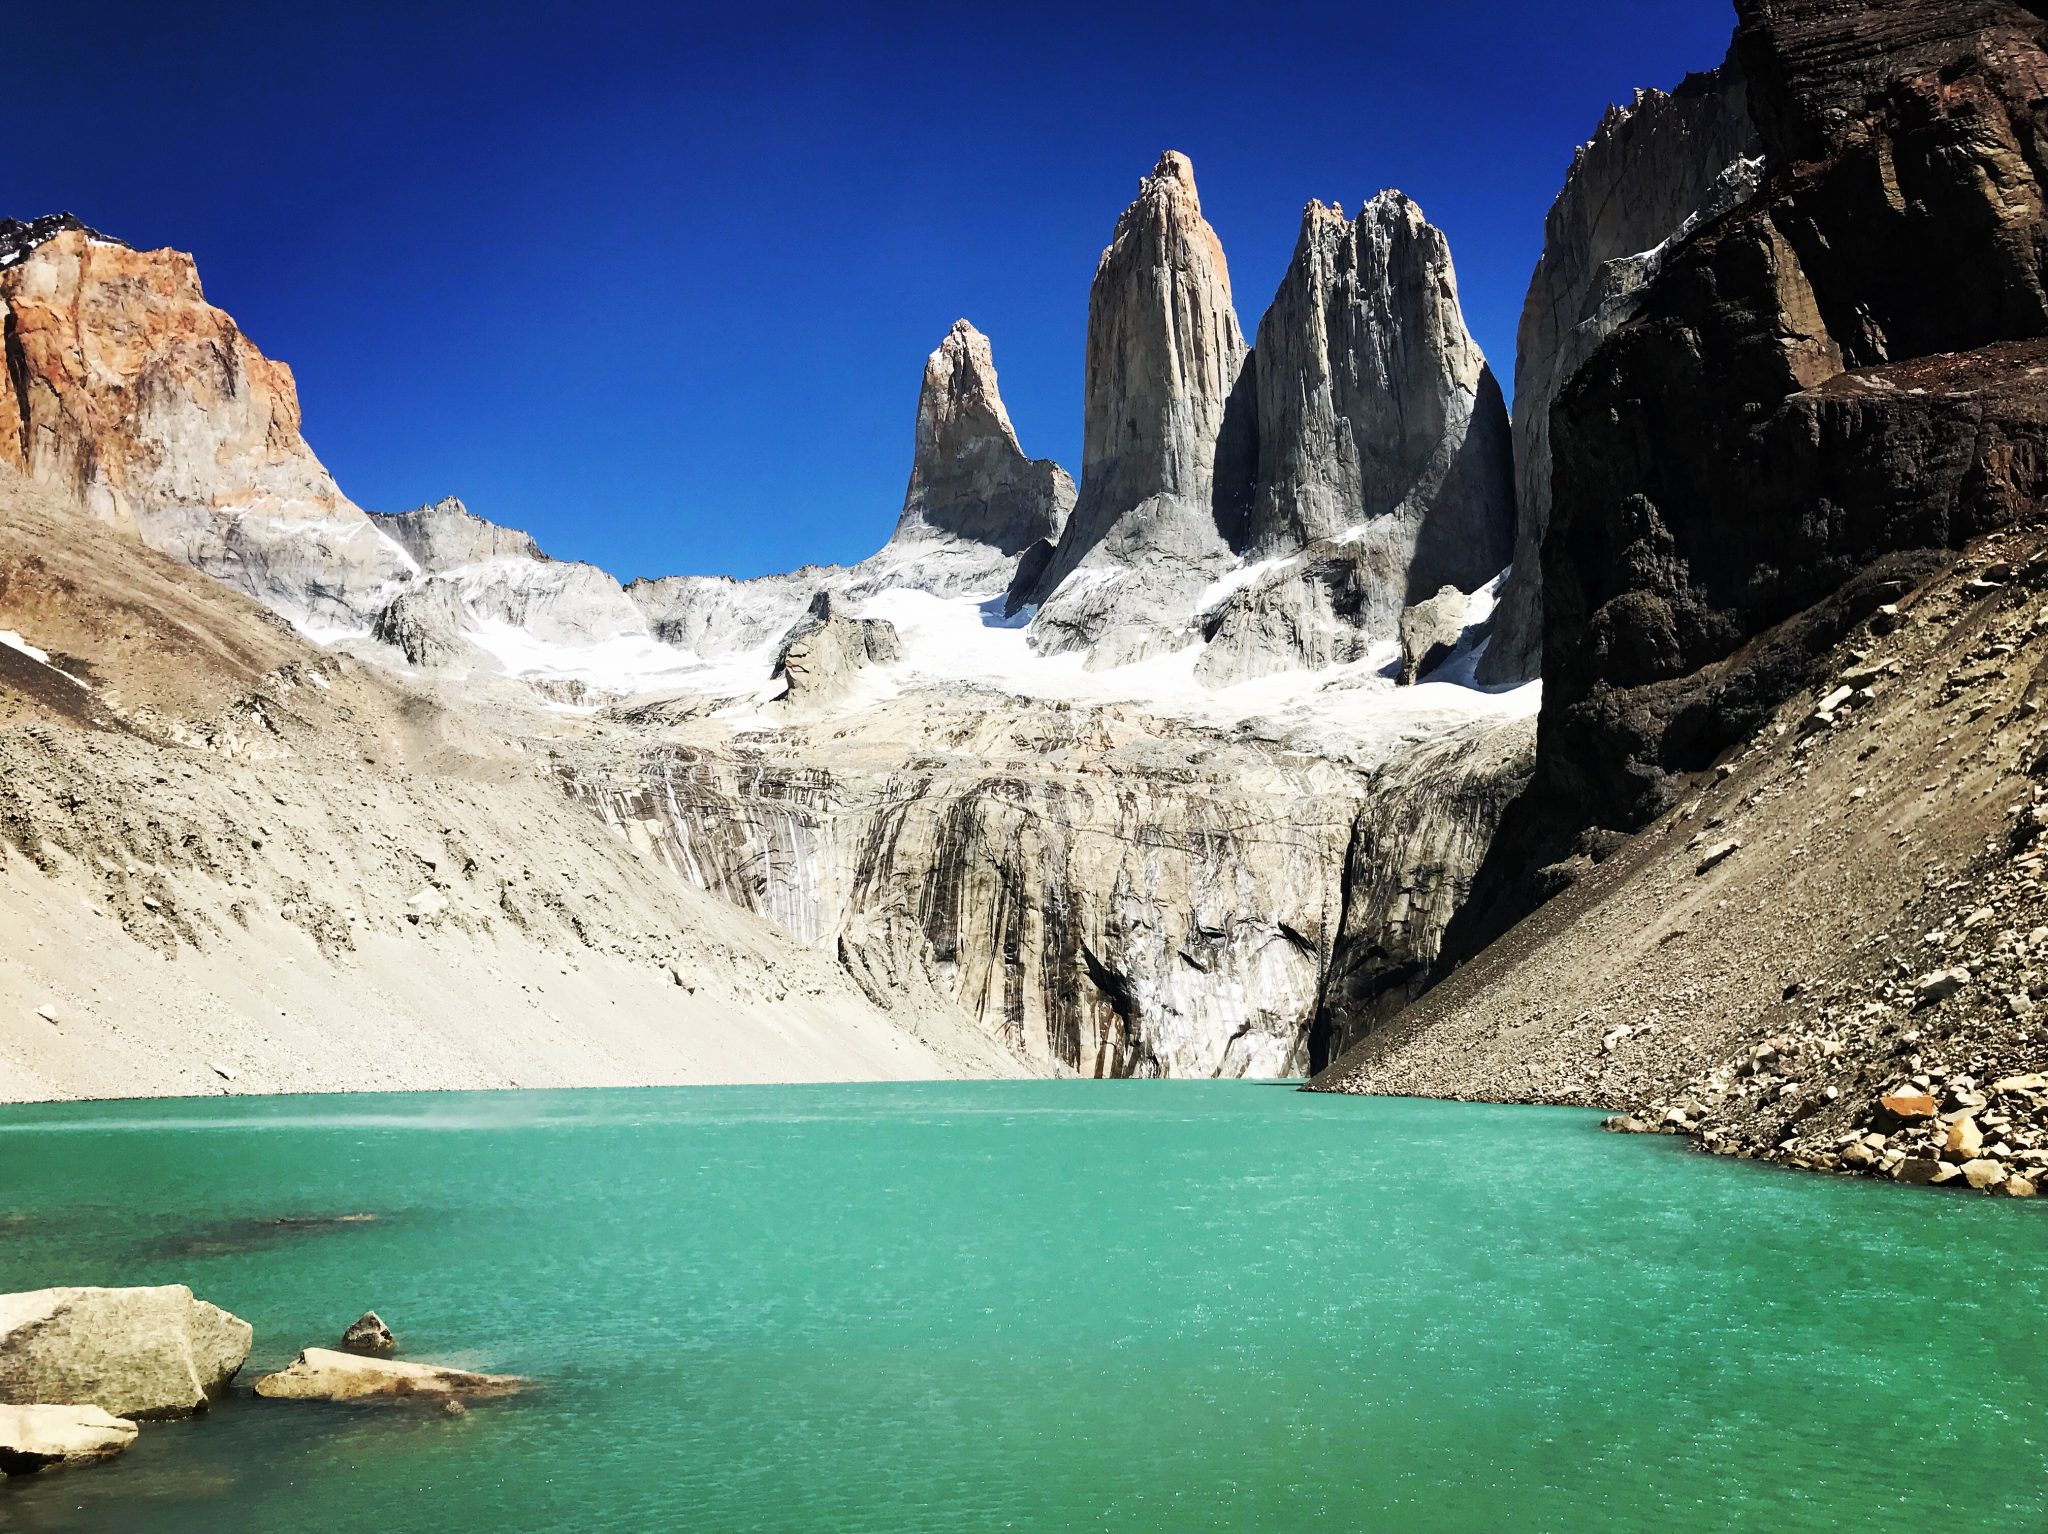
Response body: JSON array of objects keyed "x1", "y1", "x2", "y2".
[
  {"x1": 0, "y1": 212, "x2": 125, "y2": 270},
  {"x1": 880, "y1": 319, "x2": 1073, "y2": 573},
  {"x1": 1146, "y1": 150, "x2": 1199, "y2": 204}
]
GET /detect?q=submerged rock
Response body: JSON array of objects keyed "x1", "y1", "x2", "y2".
[
  {"x1": 0, "y1": 1285, "x2": 252, "y2": 1419},
  {"x1": 0, "y1": 1403, "x2": 138, "y2": 1476},
  {"x1": 254, "y1": 1348, "x2": 523, "y2": 1402}
]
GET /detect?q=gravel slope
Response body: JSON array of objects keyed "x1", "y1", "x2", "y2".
[{"x1": 1309, "y1": 525, "x2": 2048, "y2": 1194}]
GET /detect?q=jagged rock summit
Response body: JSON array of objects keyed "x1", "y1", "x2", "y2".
[
  {"x1": 1019, "y1": 151, "x2": 1255, "y2": 664},
  {"x1": 630, "y1": 318, "x2": 1075, "y2": 661},
  {"x1": 1015, "y1": 154, "x2": 1516, "y2": 684},
  {"x1": 865, "y1": 319, "x2": 1074, "y2": 596},
  {"x1": 373, "y1": 496, "x2": 543, "y2": 570},
  {"x1": 1242, "y1": 191, "x2": 1512, "y2": 569},
  {"x1": 0, "y1": 212, "x2": 121, "y2": 269},
  {"x1": 1195, "y1": 190, "x2": 1515, "y2": 685},
  {"x1": 0, "y1": 160, "x2": 1540, "y2": 1092}
]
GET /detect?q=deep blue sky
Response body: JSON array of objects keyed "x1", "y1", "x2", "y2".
[{"x1": 13, "y1": 1, "x2": 1734, "y2": 581}]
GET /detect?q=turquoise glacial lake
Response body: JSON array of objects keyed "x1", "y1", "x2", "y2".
[{"x1": 0, "y1": 1081, "x2": 2042, "y2": 1531}]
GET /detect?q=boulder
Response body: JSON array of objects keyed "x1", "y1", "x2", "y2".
[
  {"x1": 1695, "y1": 839, "x2": 1741, "y2": 875},
  {"x1": 254, "y1": 1348, "x2": 522, "y2": 1402},
  {"x1": 770, "y1": 591, "x2": 903, "y2": 710},
  {"x1": 0, "y1": 1404, "x2": 138, "y2": 1476},
  {"x1": 340, "y1": 1311, "x2": 397, "y2": 1354},
  {"x1": 1398, "y1": 586, "x2": 1468, "y2": 685},
  {"x1": 1912, "y1": 969, "x2": 1971, "y2": 1008},
  {"x1": 0, "y1": 1286, "x2": 252, "y2": 1420},
  {"x1": 1944, "y1": 1116, "x2": 1984, "y2": 1158},
  {"x1": 1960, "y1": 1158, "x2": 2010, "y2": 1191},
  {"x1": 1879, "y1": 1090, "x2": 1939, "y2": 1120},
  {"x1": 1892, "y1": 1156, "x2": 1944, "y2": 1185}
]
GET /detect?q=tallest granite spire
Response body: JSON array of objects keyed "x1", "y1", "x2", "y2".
[{"x1": 1021, "y1": 151, "x2": 1255, "y2": 664}]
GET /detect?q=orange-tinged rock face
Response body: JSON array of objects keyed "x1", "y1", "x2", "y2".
[
  {"x1": 1880, "y1": 1091, "x2": 1939, "y2": 1119},
  {"x1": 0, "y1": 226, "x2": 415, "y2": 633},
  {"x1": 0, "y1": 229, "x2": 342, "y2": 528}
]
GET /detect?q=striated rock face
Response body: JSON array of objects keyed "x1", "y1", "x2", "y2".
[
  {"x1": 1189, "y1": 194, "x2": 1515, "y2": 687},
  {"x1": 0, "y1": 222, "x2": 415, "y2": 634},
  {"x1": 1450, "y1": 0, "x2": 2048, "y2": 955},
  {"x1": 1242, "y1": 193, "x2": 1513, "y2": 586},
  {"x1": 0, "y1": 462, "x2": 1032, "y2": 1096},
  {"x1": 1311, "y1": 716, "x2": 1534, "y2": 1068},
  {"x1": 864, "y1": 319, "x2": 1074, "y2": 596},
  {"x1": 1021, "y1": 152, "x2": 1254, "y2": 664},
  {"x1": 565, "y1": 696, "x2": 1373, "y2": 1078},
  {"x1": 1481, "y1": 58, "x2": 1763, "y2": 684},
  {"x1": 0, "y1": 1286, "x2": 252, "y2": 1420}
]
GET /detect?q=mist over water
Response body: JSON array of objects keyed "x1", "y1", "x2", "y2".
[{"x1": 2, "y1": 1082, "x2": 2042, "y2": 1532}]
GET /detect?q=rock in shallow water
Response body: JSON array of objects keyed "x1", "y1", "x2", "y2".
[
  {"x1": 254, "y1": 1348, "x2": 523, "y2": 1402},
  {"x1": 340, "y1": 1311, "x2": 397, "y2": 1354},
  {"x1": 0, "y1": 1403, "x2": 138, "y2": 1476},
  {"x1": 0, "y1": 1285, "x2": 251, "y2": 1420}
]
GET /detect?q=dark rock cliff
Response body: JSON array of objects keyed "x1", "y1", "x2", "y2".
[
  {"x1": 1480, "y1": 57, "x2": 1763, "y2": 684},
  {"x1": 1444, "y1": 0, "x2": 2048, "y2": 962}
]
